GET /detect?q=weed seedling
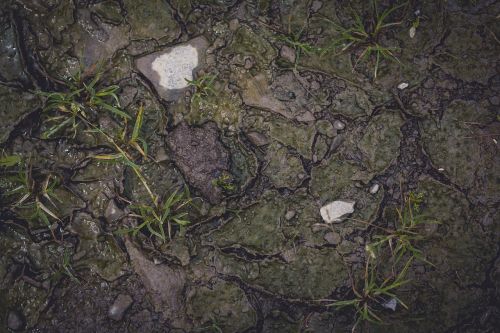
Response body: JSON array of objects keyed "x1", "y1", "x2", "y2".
[
  {"x1": 212, "y1": 171, "x2": 235, "y2": 192},
  {"x1": 366, "y1": 192, "x2": 438, "y2": 266},
  {"x1": 0, "y1": 158, "x2": 61, "y2": 239},
  {"x1": 38, "y1": 65, "x2": 130, "y2": 139},
  {"x1": 330, "y1": 256, "x2": 413, "y2": 330},
  {"x1": 278, "y1": 33, "x2": 319, "y2": 68},
  {"x1": 128, "y1": 188, "x2": 192, "y2": 242},
  {"x1": 186, "y1": 74, "x2": 217, "y2": 105},
  {"x1": 47, "y1": 249, "x2": 80, "y2": 284},
  {"x1": 321, "y1": 1, "x2": 407, "y2": 78}
]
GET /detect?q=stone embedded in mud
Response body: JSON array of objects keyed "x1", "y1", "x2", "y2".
[
  {"x1": 333, "y1": 120, "x2": 345, "y2": 130},
  {"x1": 104, "y1": 199, "x2": 125, "y2": 223},
  {"x1": 320, "y1": 200, "x2": 355, "y2": 223},
  {"x1": 246, "y1": 131, "x2": 269, "y2": 146},
  {"x1": 324, "y1": 231, "x2": 341, "y2": 245},
  {"x1": 166, "y1": 122, "x2": 230, "y2": 204},
  {"x1": 369, "y1": 183, "x2": 380, "y2": 194},
  {"x1": 108, "y1": 294, "x2": 133, "y2": 321},
  {"x1": 125, "y1": 239, "x2": 186, "y2": 326},
  {"x1": 285, "y1": 210, "x2": 296, "y2": 220},
  {"x1": 136, "y1": 37, "x2": 209, "y2": 101}
]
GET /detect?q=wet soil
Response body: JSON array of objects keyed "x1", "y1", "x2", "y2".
[{"x1": 0, "y1": 0, "x2": 499, "y2": 332}]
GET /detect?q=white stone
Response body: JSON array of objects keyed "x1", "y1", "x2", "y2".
[
  {"x1": 397, "y1": 82, "x2": 409, "y2": 90},
  {"x1": 409, "y1": 26, "x2": 416, "y2": 39},
  {"x1": 382, "y1": 298, "x2": 398, "y2": 311},
  {"x1": 369, "y1": 183, "x2": 380, "y2": 194},
  {"x1": 320, "y1": 200, "x2": 355, "y2": 223},
  {"x1": 151, "y1": 45, "x2": 198, "y2": 90}
]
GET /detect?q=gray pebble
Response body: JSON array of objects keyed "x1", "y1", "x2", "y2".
[
  {"x1": 369, "y1": 183, "x2": 380, "y2": 194},
  {"x1": 333, "y1": 120, "x2": 345, "y2": 130},
  {"x1": 489, "y1": 95, "x2": 499, "y2": 106},
  {"x1": 280, "y1": 45, "x2": 296, "y2": 64},
  {"x1": 108, "y1": 294, "x2": 134, "y2": 321},
  {"x1": 285, "y1": 210, "x2": 296, "y2": 220},
  {"x1": 311, "y1": 1, "x2": 323, "y2": 13},
  {"x1": 324, "y1": 232, "x2": 341, "y2": 245},
  {"x1": 105, "y1": 199, "x2": 125, "y2": 223},
  {"x1": 246, "y1": 131, "x2": 269, "y2": 146}
]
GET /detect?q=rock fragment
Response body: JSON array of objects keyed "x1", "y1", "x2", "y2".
[
  {"x1": 246, "y1": 131, "x2": 269, "y2": 147},
  {"x1": 369, "y1": 183, "x2": 380, "y2": 194},
  {"x1": 285, "y1": 210, "x2": 296, "y2": 220},
  {"x1": 108, "y1": 294, "x2": 134, "y2": 321},
  {"x1": 136, "y1": 37, "x2": 209, "y2": 101},
  {"x1": 166, "y1": 122, "x2": 230, "y2": 204},
  {"x1": 333, "y1": 120, "x2": 345, "y2": 130},
  {"x1": 324, "y1": 232, "x2": 341, "y2": 245},
  {"x1": 320, "y1": 200, "x2": 355, "y2": 223},
  {"x1": 125, "y1": 238, "x2": 186, "y2": 326},
  {"x1": 105, "y1": 199, "x2": 125, "y2": 223}
]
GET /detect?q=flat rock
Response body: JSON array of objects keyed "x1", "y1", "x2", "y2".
[
  {"x1": 166, "y1": 122, "x2": 230, "y2": 204},
  {"x1": 320, "y1": 200, "x2": 355, "y2": 223},
  {"x1": 324, "y1": 231, "x2": 341, "y2": 245},
  {"x1": 136, "y1": 36, "x2": 209, "y2": 101},
  {"x1": 246, "y1": 131, "x2": 269, "y2": 146},
  {"x1": 108, "y1": 294, "x2": 134, "y2": 321},
  {"x1": 125, "y1": 238, "x2": 186, "y2": 326},
  {"x1": 105, "y1": 199, "x2": 125, "y2": 223}
]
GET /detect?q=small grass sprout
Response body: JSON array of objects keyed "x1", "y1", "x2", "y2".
[
  {"x1": 128, "y1": 187, "x2": 192, "y2": 242},
  {"x1": 366, "y1": 192, "x2": 438, "y2": 266},
  {"x1": 329, "y1": 256, "x2": 413, "y2": 330},
  {"x1": 212, "y1": 171, "x2": 235, "y2": 192},
  {"x1": 321, "y1": 1, "x2": 407, "y2": 78},
  {"x1": 186, "y1": 74, "x2": 217, "y2": 105},
  {"x1": 0, "y1": 158, "x2": 62, "y2": 239},
  {"x1": 277, "y1": 33, "x2": 320, "y2": 68},
  {"x1": 38, "y1": 65, "x2": 130, "y2": 139}
]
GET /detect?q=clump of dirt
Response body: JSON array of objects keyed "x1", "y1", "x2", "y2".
[{"x1": 166, "y1": 121, "x2": 230, "y2": 204}]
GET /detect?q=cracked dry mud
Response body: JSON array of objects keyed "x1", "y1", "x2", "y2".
[{"x1": 0, "y1": 1, "x2": 499, "y2": 332}]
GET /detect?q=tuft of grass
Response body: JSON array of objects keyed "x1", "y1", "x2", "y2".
[
  {"x1": 212, "y1": 171, "x2": 235, "y2": 192},
  {"x1": 329, "y1": 256, "x2": 413, "y2": 330},
  {"x1": 0, "y1": 157, "x2": 61, "y2": 240},
  {"x1": 195, "y1": 319, "x2": 223, "y2": 333},
  {"x1": 50, "y1": 249, "x2": 80, "y2": 284},
  {"x1": 127, "y1": 187, "x2": 192, "y2": 242},
  {"x1": 38, "y1": 65, "x2": 130, "y2": 139},
  {"x1": 365, "y1": 191, "x2": 438, "y2": 266},
  {"x1": 321, "y1": 1, "x2": 407, "y2": 79},
  {"x1": 186, "y1": 74, "x2": 217, "y2": 105},
  {"x1": 0, "y1": 153, "x2": 22, "y2": 167},
  {"x1": 277, "y1": 33, "x2": 320, "y2": 68}
]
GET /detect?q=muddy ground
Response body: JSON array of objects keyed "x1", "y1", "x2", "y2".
[{"x1": 0, "y1": 0, "x2": 499, "y2": 332}]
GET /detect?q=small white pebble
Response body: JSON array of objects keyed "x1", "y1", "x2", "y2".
[
  {"x1": 369, "y1": 183, "x2": 380, "y2": 194},
  {"x1": 397, "y1": 82, "x2": 409, "y2": 90},
  {"x1": 409, "y1": 26, "x2": 416, "y2": 39},
  {"x1": 493, "y1": 138, "x2": 498, "y2": 144},
  {"x1": 438, "y1": 168, "x2": 445, "y2": 171}
]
